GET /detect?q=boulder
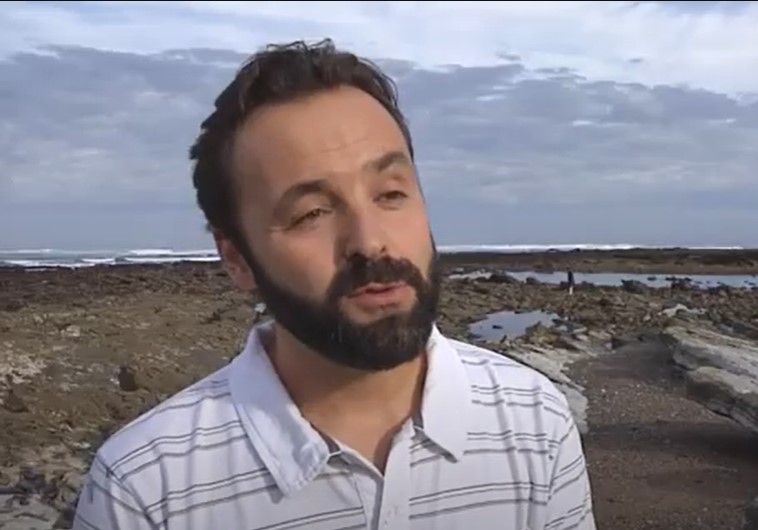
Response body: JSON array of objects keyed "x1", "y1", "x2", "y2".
[
  {"x1": 621, "y1": 279, "x2": 648, "y2": 294},
  {"x1": 670, "y1": 277, "x2": 693, "y2": 291},
  {"x1": 663, "y1": 323, "x2": 758, "y2": 435},
  {"x1": 481, "y1": 272, "x2": 520, "y2": 285},
  {"x1": 117, "y1": 365, "x2": 139, "y2": 392}
]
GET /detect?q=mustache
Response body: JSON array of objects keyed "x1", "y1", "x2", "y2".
[{"x1": 327, "y1": 255, "x2": 427, "y2": 301}]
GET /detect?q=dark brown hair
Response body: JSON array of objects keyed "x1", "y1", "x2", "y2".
[{"x1": 189, "y1": 38, "x2": 414, "y2": 240}]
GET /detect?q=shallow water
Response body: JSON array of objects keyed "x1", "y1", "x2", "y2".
[
  {"x1": 469, "y1": 310, "x2": 560, "y2": 342},
  {"x1": 450, "y1": 269, "x2": 758, "y2": 289}
]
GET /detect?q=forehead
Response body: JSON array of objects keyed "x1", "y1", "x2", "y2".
[{"x1": 229, "y1": 86, "x2": 410, "y2": 196}]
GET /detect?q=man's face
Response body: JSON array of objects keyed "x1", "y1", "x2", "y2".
[{"x1": 221, "y1": 85, "x2": 440, "y2": 371}]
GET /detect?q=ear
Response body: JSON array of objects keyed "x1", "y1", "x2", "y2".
[{"x1": 212, "y1": 228, "x2": 257, "y2": 292}]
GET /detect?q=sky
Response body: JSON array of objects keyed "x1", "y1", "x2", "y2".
[{"x1": 2, "y1": 0, "x2": 758, "y2": 250}]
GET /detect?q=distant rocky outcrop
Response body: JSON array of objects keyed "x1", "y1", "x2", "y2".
[{"x1": 663, "y1": 322, "x2": 758, "y2": 436}]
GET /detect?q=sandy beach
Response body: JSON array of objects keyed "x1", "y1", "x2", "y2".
[{"x1": 1, "y1": 248, "x2": 757, "y2": 529}]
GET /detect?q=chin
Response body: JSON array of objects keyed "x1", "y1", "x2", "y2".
[
  {"x1": 340, "y1": 309, "x2": 401, "y2": 329},
  {"x1": 344, "y1": 300, "x2": 417, "y2": 323}
]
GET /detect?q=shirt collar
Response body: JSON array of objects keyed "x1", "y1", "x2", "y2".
[
  {"x1": 229, "y1": 321, "x2": 333, "y2": 497},
  {"x1": 414, "y1": 324, "x2": 472, "y2": 462},
  {"x1": 229, "y1": 320, "x2": 472, "y2": 496}
]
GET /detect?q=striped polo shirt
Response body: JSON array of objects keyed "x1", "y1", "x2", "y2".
[{"x1": 73, "y1": 320, "x2": 596, "y2": 530}]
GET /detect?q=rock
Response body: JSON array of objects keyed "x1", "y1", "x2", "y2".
[
  {"x1": 60, "y1": 325, "x2": 81, "y2": 338},
  {"x1": 569, "y1": 326, "x2": 589, "y2": 338},
  {"x1": 723, "y1": 319, "x2": 758, "y2": 342},
  {"x1": 472, "y1": 284, "x2": 489, "y2": 295},
  {"x1": 525, "y1": 277, "x2": 539, "y2": 286},
  {"x1": 3, "y1": 389, "x2": 28, "y2": 413},
  {"x1": 117, "y1": 365, "x2": 139, "y2": 392},
  {"x1": 708, "y1": 285, "x2": 732, "y2": 297},
  {"x1": 598, "y1": 297, "x2": 612, "y2": 308},
  {"x1": 670, "y1": 278, "x2": 693, "y2": 291},
  {"x1": 621, "y1": 280, "x2": 648, "y2": 294},
  {"x1": 481, "y1": 272, "x2": 520, "y2": 285},
  {"x1": 497, "y1": 335, "x2": 607, "y2": 434},
  {"x1": 611, "y1": 334, "x2": 638, "y2": 349},
  {"x1": 0, "y1": 465, "x2": 81, "y2": 528},
  {"x1": 661, "y1": 303, "x2": 704, "y2": 319},
  {"x1": 523, "y1": 322, "x2": 555, "y2": 344},
  {"x1": 0, "y1": 299, "x2": 24, "y2": 312},
  {"x1": 745, "y1": 496, "x2": 758, "y2": 530},
  {"x1": 663, "y1": 323, "x2": 758, "y2": 435}
]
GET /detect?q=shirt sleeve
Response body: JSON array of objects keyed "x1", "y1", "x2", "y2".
[
  {"x1": 543, "y1": 409, "x2": 596, "y2": 530},
  {"x1": 72, "y1": 456, "x2": 157, "y2": 530}
]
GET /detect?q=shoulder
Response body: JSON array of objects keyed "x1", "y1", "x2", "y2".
[
  {"x1": 76, "y1": 364, "x2": 271, "y2": 527},
  {"x1": 447, "y1": 337, "x2": 573, "y2": 426},
  {"x1": 93, "y1": 364, "x2": 243, "y2": 479}
]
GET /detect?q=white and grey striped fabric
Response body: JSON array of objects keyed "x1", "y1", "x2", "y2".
[{"x1": 73, "y1": 321, "x2": 596, "y2": 530}]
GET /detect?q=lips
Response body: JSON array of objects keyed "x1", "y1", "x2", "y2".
[
  {"x1": 348, "y1": 282, "x2": 406, "y2": 298},
  {"x1": 344, "y1": 282, "x2": 411, "y2": 309}
]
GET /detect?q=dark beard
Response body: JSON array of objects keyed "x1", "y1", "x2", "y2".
[{"x1": 239, "y1": 242, "x2": 441, "y2": 372}]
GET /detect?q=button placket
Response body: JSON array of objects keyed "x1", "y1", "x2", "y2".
[{"x1": 376, "y1": 421, "x2": 413, "y2": 530}]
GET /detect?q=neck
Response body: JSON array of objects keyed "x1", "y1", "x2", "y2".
[
  {"x1": 264, "y1": 322, "x2": 428, "y2": 472},
  {"x1": 266, "y1": 323, "x2": 428, "y2": 424}
]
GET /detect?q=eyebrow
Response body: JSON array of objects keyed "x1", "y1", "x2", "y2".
[
  {"x1": 273, "y1": 150, "x2": 413, "y2": 215},
  {"x1": 364, "y1": 150, "x2": 412, "y2": 173},
  {"x1": 275, "y1": 179, "x2": 332, "y2": 217}
]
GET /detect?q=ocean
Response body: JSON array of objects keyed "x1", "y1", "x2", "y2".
[{"x1": 0, "y1": 244, "x2": 747, "y2": 269}]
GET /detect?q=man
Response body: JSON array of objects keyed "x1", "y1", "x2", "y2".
[{"x1": 73, "y1": 39, "x2": 596, "y2": 530}]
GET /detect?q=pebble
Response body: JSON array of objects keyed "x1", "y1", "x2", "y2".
[{"x1": 60, "y1": 326, "x2": 81, "y2": 339}]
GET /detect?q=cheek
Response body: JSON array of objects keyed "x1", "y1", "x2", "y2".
[
  {"x1": 397, "y1": 207, "x2": 432, "y2": 244},
  {"x1": 268, "y1": 245, "x2": 337, "y2": 298},
  {"x1": 397, "y1": 222, "x2": 434, "y2": 266}
]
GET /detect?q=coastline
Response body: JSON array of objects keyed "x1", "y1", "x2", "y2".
[
  {"x1": 3, "y1": 246, "x2": 758, "y2": 276},
  {"x1": 437, "y1": 247, "x2": 758, "y2": 275}
]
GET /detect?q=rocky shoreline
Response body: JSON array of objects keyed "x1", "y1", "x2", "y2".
[
  {"x1": 438, "y1": 247, "x2": 758, "y2": 275},
  {"x1": 1, "y1": 251, "x2": 757, "y2": 529}
]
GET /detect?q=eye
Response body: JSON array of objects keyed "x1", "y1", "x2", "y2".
[
  {"x1": 378, "y1": 190, "x2": 407, "y2": 202},
  {"x1": 291, "y1": 208, "x2": 330, "y2": 228}
]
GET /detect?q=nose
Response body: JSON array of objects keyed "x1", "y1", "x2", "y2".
[{"x1": 340, "y1": 204, "x2": 387, "y2": 261}]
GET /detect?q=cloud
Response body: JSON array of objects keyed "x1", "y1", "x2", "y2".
[
  {"x1": 0, "y1": 45, "x2": 240, "y2": 204},
  {"x1": 1, "y1": 1, "x2": 757, "y2": 248},
  {"x1": 2, "y1": 1, "x2": 758, "y2": 95},
  {"x1": 2, "y1": 45, "x2": 757, "y2": 208}
]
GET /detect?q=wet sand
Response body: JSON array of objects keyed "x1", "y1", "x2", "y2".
[{"x1": 1, "y1": 248, "x2": 757, "y2": 529}]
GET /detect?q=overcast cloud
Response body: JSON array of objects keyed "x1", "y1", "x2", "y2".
[{"x1": 1, "y1": 1, "x2": 757, "y2": 249}]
